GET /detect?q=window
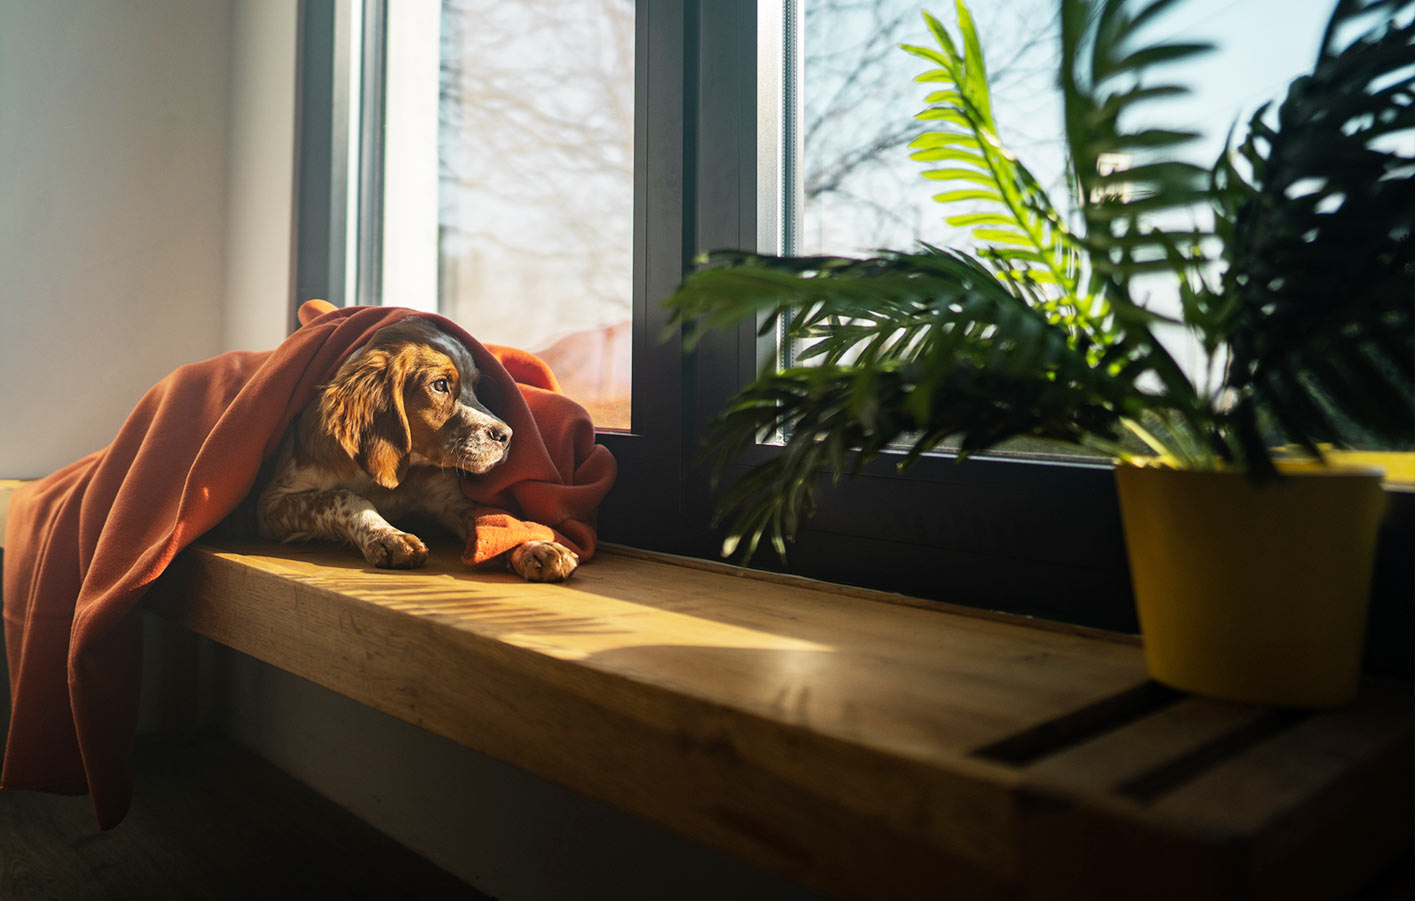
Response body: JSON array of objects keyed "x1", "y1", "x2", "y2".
[{"x1": 292, "y1": 0, "x2": 1376, "y2": 633}]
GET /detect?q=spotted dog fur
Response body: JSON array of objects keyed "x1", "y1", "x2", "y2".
[{"x1": 256, "y1": 318, "x2": 579, "y2": 581}]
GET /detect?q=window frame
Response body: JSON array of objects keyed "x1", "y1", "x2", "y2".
[
  {"x1": 290, "y1": 0, "x2": 385, "y2": 317},
  {"x1": 290, "y1": 0, "x2": 354, "y2": 332}
]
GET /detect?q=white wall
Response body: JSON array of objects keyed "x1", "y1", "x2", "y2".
[
  {"x1": 222, "y1": 0, "x2": 298, "y2": 353},
  {"x1": 0, "y1": 0, "x2": 232, "y2": 478}
]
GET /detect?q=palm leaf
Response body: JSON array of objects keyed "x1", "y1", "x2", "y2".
[
  {"x1": 1061, "y1": 0, "x2": 1216, "y2": 309},
  {"x1": 901, "y1": 4, "x2": 1095, "y2": 340},
  {"x1": 670, "y1": 246, "x2": 1175, "y2": 559},
  {"x1": 1217, "y1": 0, "x2": 1415, "y2": 468}
]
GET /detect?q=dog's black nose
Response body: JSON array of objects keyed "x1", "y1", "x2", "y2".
[{"x1": 488, "y1": 423, "x2": 511, "y2": 446}]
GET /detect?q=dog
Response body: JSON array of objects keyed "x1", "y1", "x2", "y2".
[{"x1": 256, "y1": 317, "x2": 580, "y2": 582}]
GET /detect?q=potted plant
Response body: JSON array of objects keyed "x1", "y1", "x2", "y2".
[{"x1": 665, "y1": 0, "x2": 1413, "y2": 706}]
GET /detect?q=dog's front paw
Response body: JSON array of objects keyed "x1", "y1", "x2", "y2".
[
  {"x1": 508, "y1": 540, "x2": 579, "y2": 582},
  {"x1": 362, "y1": 529, "x2": 429, "y2": 569}
]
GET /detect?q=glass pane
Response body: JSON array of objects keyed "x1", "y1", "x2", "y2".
[
  {"x1": 438, "y1": 0, "x2": 634, "y2": 430},
  {"x1": 791, "y1": 0, "x2": 1336, "y2": 457}
]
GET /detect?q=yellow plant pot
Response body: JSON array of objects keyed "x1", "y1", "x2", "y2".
[{"x1": 1114, "y1": 464, "x2": 1387, "y2": 707}]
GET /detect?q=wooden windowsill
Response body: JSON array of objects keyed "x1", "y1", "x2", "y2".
[{"x1": 1, "y1": 480, "x2": 1411, "y2": 898}]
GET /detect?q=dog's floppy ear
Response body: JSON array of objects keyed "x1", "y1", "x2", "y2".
[{"x1": 320, "y1": 347, "x2": 413, "y2": 490}]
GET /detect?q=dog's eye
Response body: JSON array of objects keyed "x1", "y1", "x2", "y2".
[{"x1": 432, "y1": 378, "x2": 450, "y2": 394}]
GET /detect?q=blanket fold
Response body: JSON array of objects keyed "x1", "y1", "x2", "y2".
[{"x1": 2, "y1": 302, "x2": 616, "y2": 827}]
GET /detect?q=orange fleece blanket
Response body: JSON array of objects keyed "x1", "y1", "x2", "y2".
[{"x1": 1, "y1": 301, "x2": 616, "y2": 828}]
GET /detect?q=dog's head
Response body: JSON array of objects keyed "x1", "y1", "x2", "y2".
[{"x1": 319, "y1": 318, "x2": 511, "y2": 489}]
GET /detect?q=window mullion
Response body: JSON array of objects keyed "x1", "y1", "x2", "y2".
[
  {"x1": 291, "y1": 0, "x2": 357, "y2": 328},
  {"x1": 595, "y1": 0, "x2": 695, "y2": 551}
]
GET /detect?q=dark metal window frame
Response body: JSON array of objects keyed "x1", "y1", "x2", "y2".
[
  {"x1": 351, "y1": 0, "x2": 388, "y2": 308},
  {"x1": 290, "y1": 0, "x2": 385, "y2": 321},
  {"x1": 290, "y1": 0, "x2": 351, "y2": 327}
]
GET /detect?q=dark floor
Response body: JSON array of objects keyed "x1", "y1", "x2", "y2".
[{"x1": 0, "y1": 734, "x2": 491, "y2": 901}]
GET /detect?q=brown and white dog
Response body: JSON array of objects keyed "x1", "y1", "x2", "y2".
[{"x1": 256, "y1": 318, "x2": 579, "y2": 581}]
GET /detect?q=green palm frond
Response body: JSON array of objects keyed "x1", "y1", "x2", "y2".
[
  {"x1": 670, "y1": 246, "x2": 1174, "y2": 558},
  {"x1": 1217, "y1": 0, "x2": 1415, "y2": 470},
  {"x1": 1061, "y1": 0, "x2": 1216, "y2": 289},
  {"x1": 1056, "y1": 0, "x2": 1222, "y2": 432},
  {"x1": 901, "y1": 3, "x2": 1094, "y2": 336}
]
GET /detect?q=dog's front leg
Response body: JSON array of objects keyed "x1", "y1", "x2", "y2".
[
  {"x1": 398, "y1": 468, "x2": 481, "y2": 545},
  {"x1": 260, "y1": 487, "x2": 429, "y2": 569}
]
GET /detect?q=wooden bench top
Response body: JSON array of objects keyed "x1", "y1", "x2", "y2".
[{"x1": 1, "y1": 480, "x2": 1410, "y2": 898}]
